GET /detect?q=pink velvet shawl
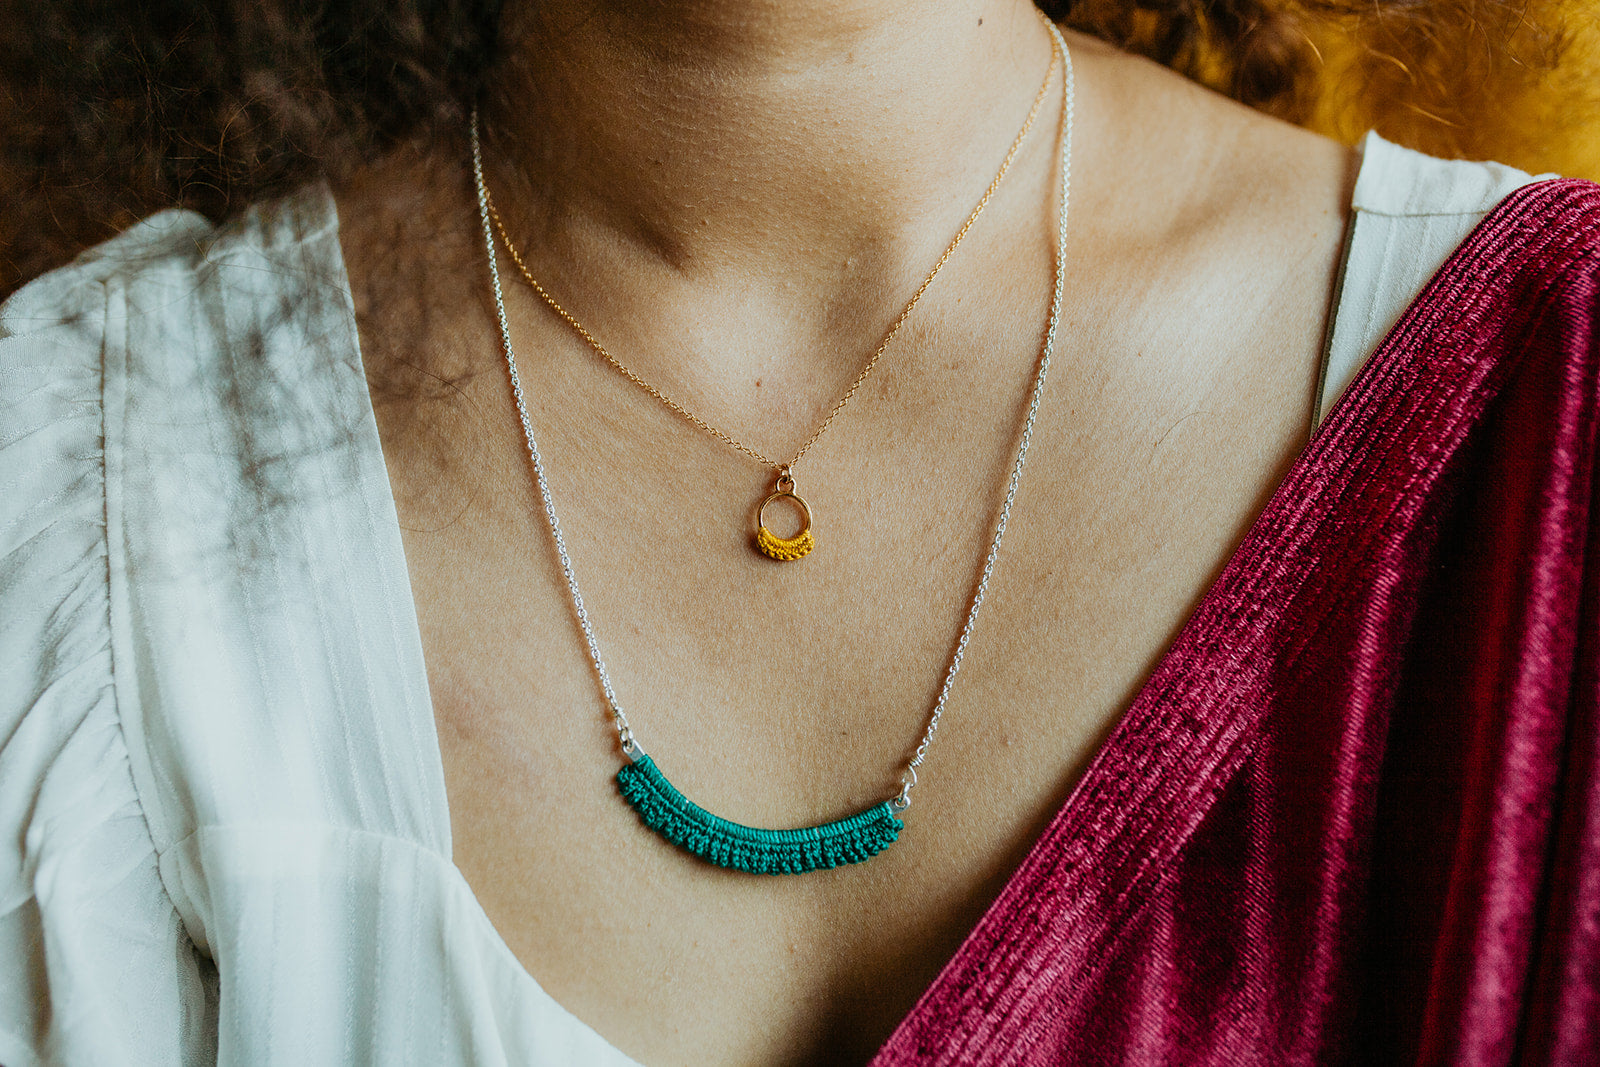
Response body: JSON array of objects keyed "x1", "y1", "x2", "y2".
[{"x1": 871, "y1": 179, "x2": 1600, "y2": 1065}]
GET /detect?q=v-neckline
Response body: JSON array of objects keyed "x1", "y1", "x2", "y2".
[{"x1": 329, "y1": 167, "x2": 1505, "y2": 1067}]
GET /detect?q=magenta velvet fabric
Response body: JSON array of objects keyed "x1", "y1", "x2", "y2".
[{"x1": 872, "y1": 179, "x2": 1600, "y2": 1065}]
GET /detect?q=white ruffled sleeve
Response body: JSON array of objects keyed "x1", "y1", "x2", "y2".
[{"x1": 0, "y1": 245, "x2": 216, "y2": 1065}]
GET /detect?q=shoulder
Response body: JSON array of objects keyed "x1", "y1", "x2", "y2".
[
  {"x1": 1355, "y1": 142, "x2": 1599, "y2": 342},
  {"x1": 1321, "y1": 173, "x2": 1600, "y2": 467},
  {"x1": 1459, "y1": 176, "x2": 1600, "y2": 284},
  {"x1": 0, "y1": 205, "x2": 248, "y2": 1064},
  {"x1": 0, "y1": 210, "x2": 222, "y2": 695},
  {"x1": 1064, "y1": 28, "x2": 1593, "y2": 265},
  {"x1": 1061, "y1": 29, "x2": 1357, "y2": 251},
  {"x1": 1315, "y1": 136, "x2": 1571, "y2": 418},
  {"x1": 0, "y1": 177, "x2": 370, "y2": 615},
  {"x1": 1337, "y1": 130, "x2": 1585, "y2": 346},
  {"x1": 0, "y1": 177, "x2": 411, "y2": 841},
  {"x1": 2, "y1": 184, "x2": 349, "y2": 392},
  {"x1": 0, "y1": 178, "x2": 363, "y2": 778},
  {"x1": 1, "y1": 207, "x2": 215, "y2": 337},
  {"x1": 1349, "y1": 132, "x2": 1554, "y2": 219},
  {"x1": 0, "y1": 181, "x2": 360, "y2": 626},
  {"x1": 1439, "y1": 176, "x2": 1600, "y2": 365},
  {"x1": 1, "y1": 182, "x2": 362, "y2": 512}
]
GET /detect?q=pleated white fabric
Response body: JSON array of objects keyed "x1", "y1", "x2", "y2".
[
  {"x1": 0, "y1": 134, "x2": 1537, "y2": 1065},
  {"x1": 0, "y1": 196, "x2": 643, "y2": 1066}
]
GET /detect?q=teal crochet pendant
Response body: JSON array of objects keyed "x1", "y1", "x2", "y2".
[{"x1": 616, "y1": 747, "x2": 904, "y2": 875}]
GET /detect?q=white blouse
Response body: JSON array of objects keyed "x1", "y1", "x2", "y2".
[{"x1": 0, "y1": 133, "x2": 1543, "y2": 1066}]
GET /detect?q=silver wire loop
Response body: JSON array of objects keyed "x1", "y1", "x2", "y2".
[{"x1": 893, "y1": 764, "x2": 918, "y2": 811}]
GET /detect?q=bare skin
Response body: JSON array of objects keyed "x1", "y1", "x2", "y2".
[{"x1": 335, "y1": 1, "x2": 1357, "y2": 1063}]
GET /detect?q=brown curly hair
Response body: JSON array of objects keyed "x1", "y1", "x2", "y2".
[{"x1": 0, "y1": 0, "x2": 1580, "y2": 295}]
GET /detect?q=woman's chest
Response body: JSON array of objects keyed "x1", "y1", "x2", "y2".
[
  {"x1": 356, "y1": 143, "x2": 1347, "y2": 1062},
  {"x1": 401, "y1": 343, "x2": 1320, "y2": 1065}
]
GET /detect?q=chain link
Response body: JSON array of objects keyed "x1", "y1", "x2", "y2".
[
  {"x1": 898, "y1": 21, "x2": 1075, "y2": 808},
  {"x1": 482, "y1": 25, "x2": 1059, "y2": 474},
  {"x1": 471, "y1": 16, "x2": 1076, "y2": 813}
]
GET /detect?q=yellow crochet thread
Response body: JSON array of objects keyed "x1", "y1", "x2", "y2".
[
  {"x1": 756, "y1": 526, "x2": 815, "y2": 561},
  {"x1": 755, "y1": 482, "x2": 814, "y2": 561}
]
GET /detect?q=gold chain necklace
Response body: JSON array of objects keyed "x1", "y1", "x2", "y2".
[
  {"x1": 482, "y1": 21, "x2": 1055, "y2": 562},
  {"x1": 470, "y1": 21, "x2": 1075, "y2": 873}
]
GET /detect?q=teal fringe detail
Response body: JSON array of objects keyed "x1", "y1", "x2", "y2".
[{"x1": 616, "y1": 754, "x2": 904, "y2": 875}]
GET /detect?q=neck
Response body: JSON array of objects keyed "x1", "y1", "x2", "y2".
[{"x1": 479, "y1": 0, "x2": 1055, "y2": 281}]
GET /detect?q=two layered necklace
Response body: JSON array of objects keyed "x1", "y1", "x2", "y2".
[{"x1": 471, "y1": 18, "x2": 1075, "y2": 874}]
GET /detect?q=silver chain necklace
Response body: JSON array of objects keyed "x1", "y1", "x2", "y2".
[{"x1": 471, "y1": 22, "x2": 1075, "y2": 875}]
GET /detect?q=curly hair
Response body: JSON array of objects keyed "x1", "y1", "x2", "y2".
[{"x1": 0, "y1": 0, "x2": 1583, "y2": 294}]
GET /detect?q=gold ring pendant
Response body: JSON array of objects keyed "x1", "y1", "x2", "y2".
[{"x1": 755, "y1": 472, "x2": 814, "y2": 561}]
